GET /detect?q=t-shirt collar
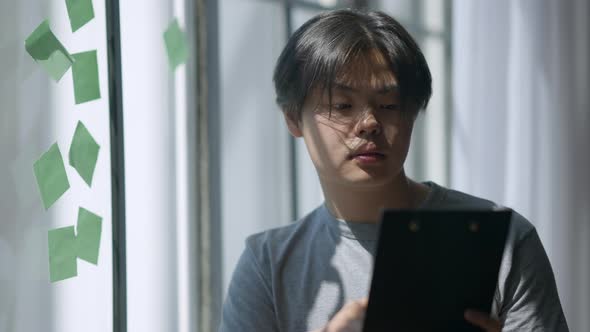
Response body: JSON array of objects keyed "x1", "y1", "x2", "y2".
[{"x1": 319, "y1": 181, "x2": 443, "y2": 241}]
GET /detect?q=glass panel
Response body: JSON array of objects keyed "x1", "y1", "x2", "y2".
[
  {"x1": 118, "y1": 0, "x2": 193, "y2": 330},
  {"x1": 1, "y1": 1, "x2": 112, "y2": 331},
  {"x1": 293, "y1": 0, "x2": 341, "y2": 7},
  {"x1": 422, "y1": 35, "x2": 448, "y2": 185},
  {"x1": 218, "y1": 0, "x2": 290, "y2": 295},
  {"x1": 291, "y1": 6, "x2": 323, "y2": 33},
  {"x1": 422, "y1": 0, "x2": 446, "y2": 32},
  {"x1": 372, "y1": 0, "x2": 416, "y2": 23},
  {"x1": 290, "y1": 8, "x2": 327, "y2": 220}
]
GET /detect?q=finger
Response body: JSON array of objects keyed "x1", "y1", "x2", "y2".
[
  {"x1": 357, "y1": 298, "x2": 369, "y2": 307},
  {"x1": 339, "y1": 299, "x2": 368, "y2": 322},
  {"x1": 464, "y1": 310, "x2": 502, "y2": 331},
  {"x1": 340, "y1": 310, "x2": 365, "y2": 332},
  {"x1": 343, "y1": 302, "x2": 364, "y2": 318}
]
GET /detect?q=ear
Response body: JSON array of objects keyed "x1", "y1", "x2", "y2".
[{"x1": 282, "y1": 111, "x2": 303, "y2": 137}]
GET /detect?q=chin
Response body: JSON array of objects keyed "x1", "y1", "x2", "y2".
[
  {"x1": 317, "y1": 161, "x2": 405, "y2": 188},
  {"x1": 339, "y1": 171, "x2": 398, "y2": 188}
]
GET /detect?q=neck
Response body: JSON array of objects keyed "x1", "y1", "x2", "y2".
[{"x1": 321, "y1": 171, "x2": 428, "y2": 223}]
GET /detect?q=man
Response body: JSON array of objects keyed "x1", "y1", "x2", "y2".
[{"x1": 220, "y1": 8, "x2": 568, "y2": 332}]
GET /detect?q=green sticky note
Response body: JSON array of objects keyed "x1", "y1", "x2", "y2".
[
  {"x1": 25, "y1": 20, "x2": 74, "y2": 81},
  {"x1": 66, "y1": 0, "x2": 95, "y2": 32},
  {"x1": 69, "y1": 121, "x2": 100, "y2": 186},
  {"x1": 33, "y1": 143, "x2": 70, "y2": 209},
  {"x1": 72, "y1": 50, "x2": 101, "y2": 104},
  {"x1": 48, "y1": 226, "x2": 78, "y2": 282},
  {"x1": 163, "y1": 18, "x2": 189, "y2": 70},
  {"x1": 76, "y1": 207, "x2": 102, "y2": 265}
]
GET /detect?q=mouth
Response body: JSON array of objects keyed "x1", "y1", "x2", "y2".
[{"x1": 348, "y1": 151, "x2": 386, "y2": 163}]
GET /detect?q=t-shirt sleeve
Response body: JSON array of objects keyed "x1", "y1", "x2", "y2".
[
  {"x1": 500, "y1": 228, "x2": 569, "y2": 331},
  {"x1": 219, "y1": 238, "x2": 279, "y2": 332}
]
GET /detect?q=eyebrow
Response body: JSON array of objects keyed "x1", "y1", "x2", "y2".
[{"x1": 332, "y1": 82, "x2": 399, "y2": 94}]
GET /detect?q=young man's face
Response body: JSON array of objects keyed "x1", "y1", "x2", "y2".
[{"x1": 284, "y1": 50, "x2": 416, "y2": 189}]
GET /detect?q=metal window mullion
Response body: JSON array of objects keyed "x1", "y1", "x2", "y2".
[
  {"x1": 195, "y1": 0, "x2": 223, "y2": 331},
  {"x1": 105, "y1": 0, "x2": 127, "y2": 330},
  {"x1": 181, "y1": 0, "x2": 202, "y2": 331}
]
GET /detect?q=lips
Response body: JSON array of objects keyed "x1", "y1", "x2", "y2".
[
  {"x1": 351, "y1": 152, "x2": 386, "y2": 164},
  {"x1": 353, "y1": 152, "x2": 385, "y2": 158},
  {"x1": 349, "y1": 144, "x2": 386, "y2": 163}
]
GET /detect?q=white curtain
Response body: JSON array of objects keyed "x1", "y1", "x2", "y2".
[{"x1": 452, "y1": 0, "x2": 590, "y2": 331}]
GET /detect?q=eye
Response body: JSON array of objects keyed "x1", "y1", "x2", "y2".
[
  {"x1": 380, "y1": 104, "x2": 399, "y2": 110},
  {"x1": 332, "y1": 103, "x2": 352, "y2": 110}
]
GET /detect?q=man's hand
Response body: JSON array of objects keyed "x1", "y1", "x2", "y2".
[
  {"x1": 318, "y1": 298, "x2": 368, "y2": 332},
  {"x1": 464, "y1": 309, "x2": 502, "y2": 331}
]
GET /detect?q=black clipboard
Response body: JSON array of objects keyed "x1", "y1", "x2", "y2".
[{"x1": 362, "y1": 209, "x2": 511, "y2": 332}]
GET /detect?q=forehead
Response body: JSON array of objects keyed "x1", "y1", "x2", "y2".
[{"x1": 333, "y1": 49, "x2": 397, "y2": 92}]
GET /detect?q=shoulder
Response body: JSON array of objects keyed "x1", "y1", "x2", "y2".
[
  {"x1": 427, "y1": 182, "x2": 498, "y2": 209},
  {"x1": 427, "y1": 182, "x2": 536, "y2": 242},
  {"x1": 244, "y1": 205, "x2": 325, "y2": 266},
  {"x1": 428, "y1": 184, "x2": 569, "y2": 327},
  {"x1": 222, "y1": 210, "x2": 327, "y2": 332}
]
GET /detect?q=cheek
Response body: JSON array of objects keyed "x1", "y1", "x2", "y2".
[
  {"x1": 384, "y1": 121, "x2": 414, "y2": 165},
  {"x1": 301, "y1": 120, "x2": 348, "y2": 169},
  {"x1": 384, "y1": 121, "x2": 412, "y2": 146},
  {"x1": 382, "y1": 125, "x2": 399, "y2": 144}
]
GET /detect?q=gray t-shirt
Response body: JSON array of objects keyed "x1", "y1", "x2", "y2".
[{"x1": 220, "y1": 182, "x2": 569, "y2": 331}]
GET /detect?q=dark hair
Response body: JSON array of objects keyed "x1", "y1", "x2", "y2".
[{"x1": 273, "y1": 8, "x2": 432, "y2": 118}]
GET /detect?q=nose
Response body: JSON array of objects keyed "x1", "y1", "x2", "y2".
[{"x1": 355, "y1": 111, "x2": 382, "y2": 138}]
